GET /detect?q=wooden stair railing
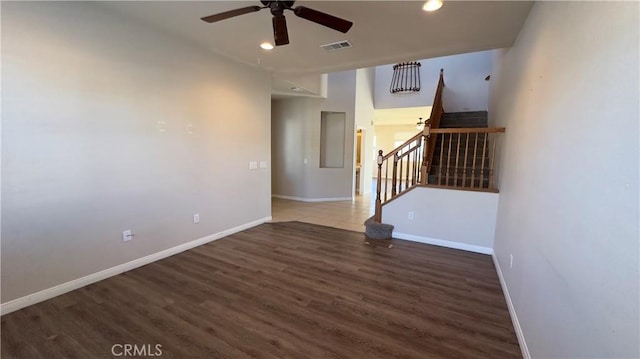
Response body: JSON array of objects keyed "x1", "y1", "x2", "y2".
[
  {"x1": 375, "y1": 126, "x2": 506, "y2": 222},
  {"x1": 374, "y1": 132, "x2": 426, "y2": 222},
  {"x1": 374, "y1": 69, "x2": 445, "y2": 223},
  {"x1": 427, "y1": 127, "x2": 505, "y2": 190},
  {"x1": 421, "y1": 68, "x2": 446, "y2": 182},
  {"x1": 373, "y1": 69, "x2": 507, "y2": 223}
]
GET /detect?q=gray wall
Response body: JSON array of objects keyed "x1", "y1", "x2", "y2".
[
  {"x1": 383, "y1": 187, "x2": 498, "y2": 252},
  {"x1": 489, "y1": 2, "x2": 639, "y2": 357},
  {"x1": 319, "y1": 112, "x2": 347, "y2": 169},
  {"x1": 375, "y1": 51, "x2": 493, "y2": 112},
  {"x1": 272, "y1": 71, "x2": 356, "y2": 200},
  {"x1": 271, "y1": 98, "x2": 311, "y2": 198},
  {"x1": 354, "y1": 68, "x2": 376, "y2": 195},
  {"x1": 1, "y1": 2, "x2": 272, "y2": 303}
]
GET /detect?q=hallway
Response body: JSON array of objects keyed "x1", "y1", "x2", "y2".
[{"x1": 271, "y1": 194, "x2": 373, "y2": 233}]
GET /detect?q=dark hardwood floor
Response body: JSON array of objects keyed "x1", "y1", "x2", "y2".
[{"x1": 1, "y1": 221, "x2": 521, "y2": 358}]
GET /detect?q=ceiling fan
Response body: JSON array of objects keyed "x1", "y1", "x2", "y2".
[{"x1": 200, "y1": 1, "x2": 353, "y2": 47}]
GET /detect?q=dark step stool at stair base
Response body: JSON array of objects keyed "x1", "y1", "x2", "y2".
[{"x1": 364, "y1": 217, "x2": 394, "y2": 241}]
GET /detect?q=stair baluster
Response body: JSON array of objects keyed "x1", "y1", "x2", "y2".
[
  {"x1": 480, "y1": 132, "x2": 488, "y2": 188},
  {"x1": 375, "y1": 150, "x2": 383, "y2": 223},
  {"x1": 471, "y1": 133, "x2": 479, "y2": 188},
  {"x1": 462, "y1": 133, "x2": 470, "y2": 187}
]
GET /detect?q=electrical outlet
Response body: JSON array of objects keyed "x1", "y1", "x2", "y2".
[
  {"x1": 249, "y1": 161, "x2": 258, "y2": 170},
  {"x1": 408, "y1": 212, "x2": 414, "y2": 220},
  {"x1": 193, "y1": 213, "x2": 200, "y2": 224},
  {"x1": 259, "y1": 161, "x2": 267, "y2": 169},
  {"x1": 122, "y1": 230, "x2": 133, "y2": 242},
  {"x1": 509, "y1": 254, "x2": 513, "y2": 269}
]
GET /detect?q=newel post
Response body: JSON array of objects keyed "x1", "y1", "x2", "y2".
[
  {"x1": 374, "y1": 150, "x2": 383, "y2": 223},
  {"x1": 420, "y1": 122, "x2": 431, "y2": 183}
]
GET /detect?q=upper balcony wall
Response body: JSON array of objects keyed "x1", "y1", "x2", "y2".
[{"x1": 374, "y1": 50, "x2": 494, "y2": 112}]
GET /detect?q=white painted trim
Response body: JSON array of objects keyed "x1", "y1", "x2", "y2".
[
  {"x1": 393, "y1": 232, "x2": 493, "y2": 255},
  {"x1": 492, "y1": 254, "x2": 531, "y2": 359},
  {"x1": 0, "y1": 216, "x2": 272, "y2": 316},
  {"x1": 272, "y1": 194, "x2": 353, "y2": 202}
]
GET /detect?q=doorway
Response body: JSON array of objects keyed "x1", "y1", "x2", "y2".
[{"x1": 355, "y1": 129, "x2": 363, "y2": 193}]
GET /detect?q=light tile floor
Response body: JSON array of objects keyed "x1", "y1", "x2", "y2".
[{"x1": 270, "y1": 194, "x2": 374, "y2": 233}]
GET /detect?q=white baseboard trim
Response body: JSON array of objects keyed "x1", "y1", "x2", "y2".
[
  {"x1": 0, "y1": 216, "x2": 272, "y2": 316},
  {"x1": 392, "y1": 232, "x2": 494, "y2": 255},
  {"x1": 272, "y1": 194, "x2": 353, "y2": 202},
  {"x1": 492, "y1": 253, "x2": 531, "y2": 359}
]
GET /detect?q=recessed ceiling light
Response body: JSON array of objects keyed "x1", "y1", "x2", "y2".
[
  {"x1": 260, "y1": 42, "x2": 274, "y2": 50},
  {"x1": 423, "y1": 0, "x2": 443, "y2": 12}
]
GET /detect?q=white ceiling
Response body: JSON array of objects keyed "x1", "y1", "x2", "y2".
[{"x1": 102, "y1": 1, "x2": 533, "y2": 77}]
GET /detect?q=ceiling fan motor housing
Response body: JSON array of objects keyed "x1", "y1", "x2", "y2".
[
  {"x1": 202, "y1": 0, "x2": 352, "y2": 47},
  {"x1": 261, "y1": 1, "x2": 295, "y2": 15}
]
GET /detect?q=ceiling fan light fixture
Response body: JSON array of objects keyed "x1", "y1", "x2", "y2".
[
  {"x1": 260, "y1": 42, "x2": 274, "y2": 50},
  {"x1": 422, "y1": 0, "x2": 443, "y2": 12}
]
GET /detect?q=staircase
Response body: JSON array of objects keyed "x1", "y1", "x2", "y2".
[
  {"x1": 428, "y1": 111, "x2": 491, "y2": 188},
  {"x1": 367, "y1": 69, "x2": 505, "y2": 244}
]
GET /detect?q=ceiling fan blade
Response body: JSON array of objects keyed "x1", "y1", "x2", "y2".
[
  {"x1": 273, "y1": 15, "x2": 290, "y2": 46},
  {"x1": 201, "y1": 6, "x2": 262, "y2": 23},
  {"x1": 293, "y1": 6, "x2": 353, "y2": 33}
]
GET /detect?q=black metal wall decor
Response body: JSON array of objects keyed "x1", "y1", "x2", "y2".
[{"x1": 389, "y1": 61, "x2": 421, "y2": 94}]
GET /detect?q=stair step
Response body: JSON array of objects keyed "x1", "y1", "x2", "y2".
[
  {"x1": 432, "y1": 162, "x2": 490, "y2": 167},
  {"x1": 439, "y1": 123, "x2": 488, "y2": 128},
  {"x1": 424, "y1": 111, "x2": 492, "y2": 190},
  {"x1": 433, "y1": 141, "x2": 488, "y2": 148},
  {"x1": 433, "y1": 147, "x2": 489, "y2": 153},
  {"x1": 432, "y1": 151, "x2": 489, "y2": 156},
  {"x1": 432, "y1": 153, "x2": 489, "y2": 158},
  {"x1": 430, "y1": 168, "x2": 492, "y2": 173},
  {"x1": 433, "y1": 147, "x2": 489, "y2": 155},
  {"x1": 427, "y1": 175, "x2": 490, "y2": 188},
  {"x1": 441, "y1": 111, "x2": 488, "y2": 119},
  {"x1": 439, "y1": 111, "x2": 488, "y2": 128}
]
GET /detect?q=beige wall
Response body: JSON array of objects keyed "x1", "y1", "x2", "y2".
[
  {"x1": 271, "y1": 98, "x2": 310, "y2": 198},
  {"x1": 354, "y1": 68, "x2": 376, "y2": 195},
  {"x1": 372, "y1": 125, "x2": 419, "y2": 177},
  {"x1": 489, "y1": 2, "x2": 639, "y2": 357},
  {"x1": 1, "y1": 2, "x2": 272, "y2": 303},
  {"x1": 271, "y1": 71, "x2": 356, "y2": 200}
]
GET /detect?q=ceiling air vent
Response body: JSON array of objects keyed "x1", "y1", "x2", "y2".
[{"x1": 320, "y1": 40, "x2": 352, "y2": 51}]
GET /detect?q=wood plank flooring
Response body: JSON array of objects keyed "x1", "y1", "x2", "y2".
[{"x1": 1, "y1": 221, "x2": 521, "y2": 358}]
